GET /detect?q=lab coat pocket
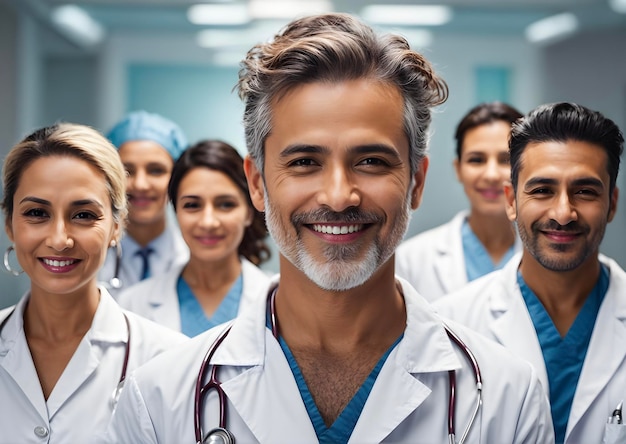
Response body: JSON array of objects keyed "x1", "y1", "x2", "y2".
[{"x1": 603, "y1": 423, "x2": 626, "y2": 443}]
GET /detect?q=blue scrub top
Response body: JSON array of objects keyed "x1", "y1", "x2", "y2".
[
  {"x1": 518, "y1": 264, "x2": 609, "y2": 444},
  {"x1": 275, "y1": 326, "x2": 402, "y2": 444},
  {"x1": 461, "y1": 218, "x2": 516, "y2": 282},
  {"x1": 177, "y1": 274, "x2": 243, "y2": 337}
]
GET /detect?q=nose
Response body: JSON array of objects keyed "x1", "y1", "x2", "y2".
[
  {"x1": 130, "y1": 169, "x2": 149, "y2": 191},
  {"x1": 483, "y1": 158, "x2": 502, "y2": 182},
  {"x1": 549, "y1": 191, "x2": 578, "y2": 226},
  {"x1": 199, "y1": 206, "x2": 220, "y2": 229},
  {"x1": 47, "y1": 219, "x2": 74, "y2": 251},
  {"x1": 316, "y1": 165, "x2": 361, "y2": 212}
]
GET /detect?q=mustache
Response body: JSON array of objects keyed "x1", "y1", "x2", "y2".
[
  {"x1": 291, "y1": 207, "x2": 383, "y2": 225},
  {"x1": 533, "y1": 220, "x2": 586, "y2": 233}
]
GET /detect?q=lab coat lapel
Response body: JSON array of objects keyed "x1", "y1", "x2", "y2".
[
  {"x1": 0, "y1": 300, "x2": 49, "y2": 422},
  {"x1": 149, "y1": 268, "x2": 184, "y2": 331},
  {"x1": 566, "y1": 262, "x2": 626, "y2": 438},
  {"x1": 433, "y1": 212, "x2": 467, "y2": 294},
  {"x1": 349, "y1": 281, "x2": 460, "y2": 442},
  {"x1": 222, "y1": 329, "x2": 317, "y2": 442},
  {"x1": 488, "y1": 257, "x2": 550, "y2": 391}
]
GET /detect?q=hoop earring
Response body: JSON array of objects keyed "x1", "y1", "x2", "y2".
[{"x1": 3, "y1": 246, "x2": 23, "y2": 276}]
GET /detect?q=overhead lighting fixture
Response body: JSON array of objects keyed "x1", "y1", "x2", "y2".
[
  {"x1": 609, "y1": 0, "x2": 626, "y2": 13},
  {"x1": 248, "y1": 0, "x2": 334, "y2": 20},
  {"x1": 525, "y1": 12, "x2": 578, "y2": 44},
  {"x1": 196, "y1": 30, "x2": 254, "y2": 48},
  {"x1": 51, "y1": 4, "x2": 105, "y2": 47},
  {"x1": 187, "y1": 4, "x2": 250, "y2": 25},
  {"x1": 360, "y1": 5, "x2": 452, "y2": 26}
]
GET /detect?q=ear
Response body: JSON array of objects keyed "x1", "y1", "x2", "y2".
[
  {"x1": 503, "y1": 180, "x2": 517, "y2": 222},
  {"x1": 453, "y1": 157, "x2": 461, "y2": 182},
  {"x1": 410, "y1": 157, "x2": 429, "y2": 210},
  {"x1": 5, "y1": 220, "x2": 13, "y2": 243},
  {"x1": 608, "y1": 186, "x2": 619, "y2": 222},
  {"x1": 244, "y1": 155, "x2": 266, "y2": 212}
]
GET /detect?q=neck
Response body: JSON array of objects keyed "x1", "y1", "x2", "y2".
[
  {"x1": 519, "y1": 251, "x2": 601, "y2": 335},
  {"x1": 183, "y1": 254, "x2": 241, "y2": 290},
  {"x1": 126, "y1": 217, "x2": 166, "y2": 247},
  {"x1": 25, "y1": 282, "x2": 100, "y2": 341},
  {"x1": 467, "y1": 210, "x2": 516, "y2": 261},
  {"x1": 274, "y1": 256, "x2": 406, "y2": 352}
]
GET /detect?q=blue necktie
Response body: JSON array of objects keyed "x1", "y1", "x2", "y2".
[{"x1": 136, "y1": 247, "x2": 153, "y2": 280}]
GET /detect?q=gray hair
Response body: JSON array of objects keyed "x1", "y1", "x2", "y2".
[{"x1": 237, "y1": 13, "x2": 448, "y2": 176}]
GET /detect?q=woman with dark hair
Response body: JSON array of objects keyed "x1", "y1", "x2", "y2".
[
  {"x1": 396, "y1": 102, "x2": 524, "y2": 301},
  {"x1": 117, "y1": 140, "x2": 271, "y2": 337}
]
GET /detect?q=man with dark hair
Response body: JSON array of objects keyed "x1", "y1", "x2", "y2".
[{"x1": 435, "y1": 102, "x2": 626, "y2": 444}]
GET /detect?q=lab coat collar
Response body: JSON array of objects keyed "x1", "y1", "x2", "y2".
[
  {"x1": 215, "y1": 275, "x2": 461, "y2": 442},
  {"x1": 566, "y1": 256, "x2": 626, "y2": 440},
  {"x1": 0, "y1": 288, "x2": 129, "y2": 420},
  {"x1": 211, "y1": 275, "x2": 462, "y2": 372},
  {"x1": 487, "y1": 253, "x2": 550, "y2": 391},
  {"x1": 433, "y1": 210, "x2": 469, "y2": 292}
]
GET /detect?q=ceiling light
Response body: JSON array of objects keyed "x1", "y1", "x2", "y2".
[
  {"x1": 196, "y1": 30, "x2": 253, "y2": 48},
  {"x1": 248, "y1": 0, "x2": 333, "y2": 20},
  {"x1": 360, "y1": 5, "x2": 452, "y2": 26},
  {"x1": 187, "y1": 4, "x2": 250, "y2": 25},
  {"x1": 525, "y1": 12, "x2": 578, "y2": 44},
  {"x1": 609, "y1": 0, "x2": 626, "y2": 13},
  {"x1": 51, "y1": 4, "x2": 105, "y2": 47}
]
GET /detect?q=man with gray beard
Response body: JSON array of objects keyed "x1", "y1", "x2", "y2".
[
  {"x1": 103, "y1": 13, "x2": 553, "y2": 444},
  {"x1": 434, "y1": 102, "x2": 626, "y2": 444}
]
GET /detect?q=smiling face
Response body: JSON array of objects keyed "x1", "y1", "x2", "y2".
[
  {"x1": 118, "y1": 140, "x2": 173, "y2": 227},
  {"x1": 5, "y1": 155, "x2": 120, "y2": 297},
  {"x1": 455, "y1": 120, "x2": 512, "y2": 217},
  {"x1": 175, "y1": 167, "x2": 251, "y2": 265},
  {"x1": 505, "y1": 140, "x2": 618, "y2": 272},
  {"x1": 245, "y1": 79, "x2": 427, "y2": 291}
]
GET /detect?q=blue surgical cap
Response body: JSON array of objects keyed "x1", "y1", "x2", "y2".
[{"x1": 106, "y1": 110, "x2": 188, "y2": 161}]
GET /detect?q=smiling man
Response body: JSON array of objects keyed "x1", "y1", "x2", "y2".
[
  {"x1": 104, "y1": 13, "x2": 553, "y2": 443},
  {"x1": 434, "y1": 102, "x2": 626, "y2": 444}
]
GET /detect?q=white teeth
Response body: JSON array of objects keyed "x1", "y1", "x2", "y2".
[
  {"x1": 313, "y1": 224, "x2": 363, "y2": 234},
  {"x1": 43, "y1": 259, "x2": 76, "y2": 267}
]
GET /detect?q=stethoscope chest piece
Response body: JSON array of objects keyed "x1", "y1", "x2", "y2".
[
  {"x1": 203, "y1": 427, "x2": 235, "y2": 444},
  {"x1": 109, "y1": 276, "x2": 123, "y2": 290}
]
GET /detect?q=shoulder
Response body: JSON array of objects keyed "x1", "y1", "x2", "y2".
[
  {"x1": 117, "y1": 266, "x2": 183, "y2": 306},
  {"x1": 124, "y1": 310, "x2": 188, "y2": 355}
]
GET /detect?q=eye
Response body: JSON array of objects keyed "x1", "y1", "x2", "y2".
[
  {"x1": 147, "y1": 166, "x2": 168, "y2": 176},
  {"x1": 24, "y1": 208, "x2": 48, "y2": 218},
  {"x1": 288, "y1": 158, "x2": 318, "y2": 168},
  {"x1": 217, "y1": 200, "x2": 238, "y2": 211},
  {"x1": 181, "y1": 201, "x2": 200, "y2": 210},
  {"x1": 528, "y1": 187, "x2": 551, "y2": 195},
  {"x1": 466, "y1": 156, "x2": 485, "y2": 164},
  {"x1": 357, "y1": 157, "x2": 389, "y2": 167},
  {"x1": 74, "y1": 211, "x2": 99, "y2": 221}
]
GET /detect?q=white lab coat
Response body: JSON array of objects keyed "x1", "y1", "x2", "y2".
[
  {"x1": 99, "y1": 222, "x2": 189, "y2": 299},
  {"x1": 103, "y1": 276, "x2": 554, "y2": 443},
  {"x1": 395, "y1": 210, "x2": 521, "y2": 302},
  {"x1": 433, "y1": 253, "x2": 626, "y2": 444},
  {"x1": 116, "y1": 258, "x2": 272, "y2": 333},
  {"x1": 0, "y1": 287, "x2": 188, "y2": 444}
]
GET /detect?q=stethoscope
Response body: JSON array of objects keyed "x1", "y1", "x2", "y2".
[
  {"x1": 0, "y1": 308, "x2": 131, "y2": 410},
  {"x1": 193, "y1": 287, "x2": 483, "y2": 444},
  {"x1": 108, "y1": 242, "x2": 123, "y2": 290}
]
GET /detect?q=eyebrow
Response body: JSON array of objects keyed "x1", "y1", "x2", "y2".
[
  {"x1": 279, "y1": 143, "x2": 402, "y2": 160},
  {"x1": 19, "y1": 196, "x2": 105, "y2": 209},
  {"x1": 524, "y1": 177, "x2": 605, "y2": 189}
]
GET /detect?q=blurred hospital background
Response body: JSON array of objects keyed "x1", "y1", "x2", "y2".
[{"x1": 1, "y1": 0, "x2": 625, "y2": 307}]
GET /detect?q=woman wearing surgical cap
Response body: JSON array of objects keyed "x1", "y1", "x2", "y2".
[{"x1": 99, "y1": 111, "x2": 190, "y2": 297}]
